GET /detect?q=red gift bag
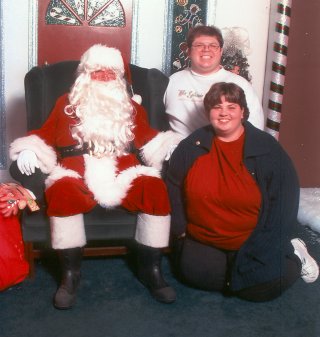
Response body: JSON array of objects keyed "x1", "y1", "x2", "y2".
[{"x1": 0, "y1": 213, "x2": 29, "y2": 290}]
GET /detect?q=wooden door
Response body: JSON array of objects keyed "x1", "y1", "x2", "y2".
[{"x1": 37, "y1": 0, "x2": 133, "y2": 66}]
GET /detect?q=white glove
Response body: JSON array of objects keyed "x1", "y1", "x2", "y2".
[{"x1": 17, "y1": 150, "x2": 39, "y2": 176}]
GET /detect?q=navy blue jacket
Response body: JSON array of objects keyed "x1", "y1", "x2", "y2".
[{"x1": 166, "y1": 122, "x2": 300, "y2": 291}]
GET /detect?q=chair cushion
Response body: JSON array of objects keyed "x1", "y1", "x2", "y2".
[{"x1": 22, "y1": 206, "x2": 137, "y2": 242}]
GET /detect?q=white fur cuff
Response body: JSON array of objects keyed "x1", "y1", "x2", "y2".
[
  {"x1": 135, "y1": 213, "x2": 170, "y2": 248},
  {"x1": 45, "y1": 165, "x2": 81, "y2": 189},
  {"x1": 10, "y1": 135, "x2": 57, "y2": 174},
  {"x1": 140, "y1": 131, "x2": 184, "y2": 170},
  {"x1": 50, "y1": 214, "x2": 86, "y2": 249}
]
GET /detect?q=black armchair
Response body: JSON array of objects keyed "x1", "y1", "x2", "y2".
[{"x1": 10, "y1": 61, "x2": 170, "y2": 277}]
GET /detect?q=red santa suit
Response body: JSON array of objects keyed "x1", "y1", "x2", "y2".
[{"x1": 10, "y1": 47, "x2": 182, "y2": 251}]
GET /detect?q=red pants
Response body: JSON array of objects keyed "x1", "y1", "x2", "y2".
[{"x1": 45, "y1": 175, "x2": 170, "y2": 217}]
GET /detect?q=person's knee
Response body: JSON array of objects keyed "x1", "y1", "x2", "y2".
[
  {"x1": 46, "y1": 178, "x2": 77, "y2": 197},
  {"x1": 178, "y1": 238, "x2": 227, "y2": 291},
  {"x1": 124, "y1": 176, "x2": 170, "y2": 214},
  {"x1": 143, "y1": 178, "x2": 170, "y2": 214},
  {"x1": 141, "y1": 176, "x2": 169, "y2": 199},
  {"x1": 179, "y1": 262, "x2": 225, "y2": 291},
  {"x1": 235, "y1": 280, "x2": 283, "y2": 302},
  {"x1": 46, "y1": 178, "x2": 95, "y2": 216}
]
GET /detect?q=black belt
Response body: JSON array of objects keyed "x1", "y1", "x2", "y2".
[
  {"x1": 58, "y1": 143, "x2": 139, "y2": 159},
  {"x1": 57, "y1": 143, "x2": 90, "y2": 158}
]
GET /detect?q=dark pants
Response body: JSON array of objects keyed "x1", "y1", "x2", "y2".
[{"x1": 173, "y1": 236, "x2": 301, "y2": 302}]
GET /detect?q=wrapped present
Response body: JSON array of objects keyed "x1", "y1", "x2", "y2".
[
  {"x1": 0, "y1": 183, "x2": 38, "y2": 290},
  {"x1": 0, "y1": 182, "x2": 39, "y2": 217}
]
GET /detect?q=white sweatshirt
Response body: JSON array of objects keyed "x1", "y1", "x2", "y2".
[{"x1": 164, "y1": 67, "x2": 265, "y2": 137}]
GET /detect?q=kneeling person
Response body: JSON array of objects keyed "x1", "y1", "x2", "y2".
[{"x1": 166, "y1": 82, "x2": 319, "y2": 301}]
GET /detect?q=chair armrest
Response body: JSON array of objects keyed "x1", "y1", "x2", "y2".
[{"x1": 9, "y1": 161, "x2": 47, "y2": 206}]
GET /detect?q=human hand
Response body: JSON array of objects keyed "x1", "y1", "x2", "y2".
[{"x1": 17, "y1": 150, "x2": 39, "y2": 175}]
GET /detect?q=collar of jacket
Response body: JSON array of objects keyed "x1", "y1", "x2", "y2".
[{"x1": 187, "y1": 122, "x2": 273, "y2": 158}]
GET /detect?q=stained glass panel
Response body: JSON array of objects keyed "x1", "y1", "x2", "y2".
[
  {"x1": 45, "y1": 0, "x2": 125, "y2": 27},
  {"x1": 170, "y1": 0, "x2": 207, "y2": 74},
  {"x1": 46, "y1": 0, "x2": 81, "y2": 25}
]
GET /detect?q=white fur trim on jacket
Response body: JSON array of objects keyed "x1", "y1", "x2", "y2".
[
  {"x1": 45, "y1": 165, "x2": 81, "y2": 189},
  {"x1": 84, "y1": 154, "x2": 161, "y2": 208},
  {"x1": 9, "y1": 135, "x2": 57, "y2": 174},
  {"x1": 50, "y1": 214, "x2": 86, "y2": 249},
  {"x1": 140, "y1": 131, "x2": 184, "y2": 170},
  {"x1": 135, "y1": 213, "x2": 171, "y2": 248}
]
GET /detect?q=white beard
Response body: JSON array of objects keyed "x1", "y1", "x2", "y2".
[{"x1": 66, "y1": 76, "x2": 135, "y2": 157}]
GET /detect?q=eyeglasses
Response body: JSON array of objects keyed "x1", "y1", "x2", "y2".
[{"x1": 191, "y1": 43, "x2": 221, "y2": 51}]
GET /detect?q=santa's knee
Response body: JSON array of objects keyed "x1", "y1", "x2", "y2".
[
  {"x1": 127, "y1": 176, "x2": 171, "y2": 215},
  {"x1": 46, "y1": 178, "x2": 96, "y2": 216},
  {"x1": 144, "y1": 178, "x2": 170, "y2": 213}
]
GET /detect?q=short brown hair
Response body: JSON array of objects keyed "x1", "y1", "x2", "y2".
[
  {"x1": 204, "y1": 82, "x2": 250, "y2": 121},
  {"x1": 186, "y1": 25, "x2": 224, "y2": 49}
]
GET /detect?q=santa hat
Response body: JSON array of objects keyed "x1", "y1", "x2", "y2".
[
  {"x1": 78, "y1": 44, "x2": 124, "y2": 74},
  {"x1": 78, "y1": 44, "x2": 142, "y2": 104}
]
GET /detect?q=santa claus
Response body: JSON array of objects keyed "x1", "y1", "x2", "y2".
[{"x1": 10, "y1": 44, "x2": 182, "y2": 309}]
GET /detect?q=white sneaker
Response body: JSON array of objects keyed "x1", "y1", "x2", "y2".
[{"x1": 291, "y1": 238, "x2": 319, "y2": 283}]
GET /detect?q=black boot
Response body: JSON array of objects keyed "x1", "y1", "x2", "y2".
[
  {"x1": 136, "y1": 243, "x2": 176, "y2": 304},
  {"x1": 53, "y1": 247, "x2": 82, "y2": 310}
]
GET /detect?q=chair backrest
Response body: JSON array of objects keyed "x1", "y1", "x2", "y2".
[{"x1": 24, "y1": 61, "x2": 170, "y2": 131}]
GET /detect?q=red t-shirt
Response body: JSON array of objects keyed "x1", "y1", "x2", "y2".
[{"x1": 185, "y1": 132, "x2": 262, "y2": 250}]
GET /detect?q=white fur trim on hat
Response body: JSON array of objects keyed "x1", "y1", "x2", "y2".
[
  {"x1": 79, "y1": 44, "x2": 124, "y2": 74},
  {"x1": 9, "y1": 135, "x2": 57, "y2": 174},
  {"x1": 84, "y1": 154, "x2": 160, "y2": 208},
  {"x1": 50, "y1": 214, "x2": 86, "y2": 249},
  {"x1": 140, "y1": 130, "x2": 184, "y2": 170},
  {"x1": 135, "y1": 213, "x2": 171, "y2": 248}
]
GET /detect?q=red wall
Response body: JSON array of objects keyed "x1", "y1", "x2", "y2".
[
  {"x1": 37, "y1": 0, "x2": 132, "y2": 65},
  {"x1": 279, "y1": 0, "x2": 320, "y2": 187}
]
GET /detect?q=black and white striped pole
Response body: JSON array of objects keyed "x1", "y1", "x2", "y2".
[{"x1": 266, "y1": 0, "x2": 292, "y2": 140}]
